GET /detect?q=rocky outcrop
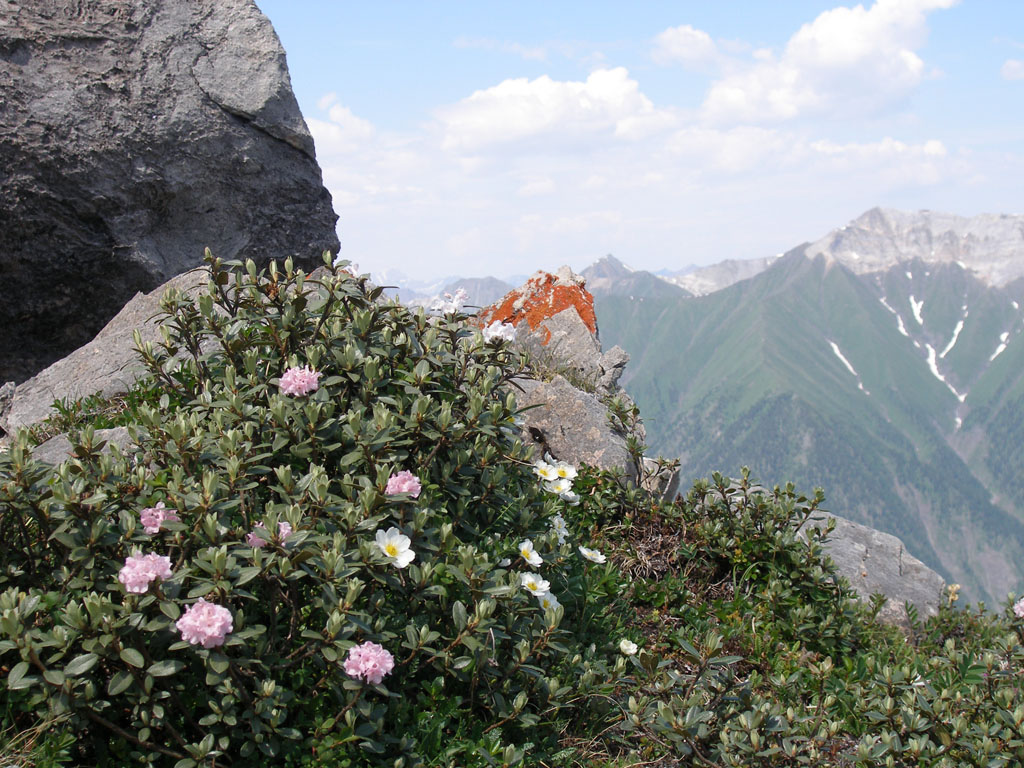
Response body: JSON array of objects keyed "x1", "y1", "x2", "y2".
[
  {"x1": 480, "y1": 267, "x2": 631, "y2": 396},
  {"x1": 812, "y1": 514, "x2": 946, "y2": 627},
  {"x1": 0, "y1": 0, "x2": 339, "y2": 383},
  {"x1": 2, "y1": 269, "x2": 208, "y2": 437},
  {"x1": 480, "y1": 267, "x2": 677, "y2": 493},
  {"x1": 514, "y1": 375, "x2": 636, "y2": 481}
]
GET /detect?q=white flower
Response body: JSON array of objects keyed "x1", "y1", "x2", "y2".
[
  {"x1": 553, "y1": 461, "x2": 577, "y2": 481},
  {"x1": 578, "y1": 546, "x2": 606, "y2": 564},
  {"x1": 520, "y1": 572, "x2": 551, "y2": 597},
  {"x1": 375, "y1": 527, "x2": 416, "y2": 569},
  {"x1": 533, "y1": 460, "x2": 558, "y2": 482},
  {"x1": 537, "y1": 592, "x2": 561, "y2": 613},
  {"x1": 1014, "y1": 597, "x2": 1024, "y2": 619},
  {"x1": 432, "y1": 288, "x2": 468, "y2": 314},
  {"x1": 559, "y1": 490, "x2": 580, "y2": 506},
  {"x1": 545, "y1": 477, "x2": 573, "y2": 496},
  {"x1": 550, "y1": 514, "x2": 569, "y2": 544},
  {"x1": 482, "y1": 321, "x2": 516, "y2": 343},
  {"x1": 518, "y1": 539, "x2": 543, "y2": 567},
  {"x1": 619, "y1": 638, "x2": 638, "y2": 656},
  {"x1": 498, "y1": 557, "x2": 512, "y2": 567}
]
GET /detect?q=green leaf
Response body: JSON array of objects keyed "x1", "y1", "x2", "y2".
[
  {"x1": 7, "y1": 661, "x2": 29, "y2": 689},
  {"x1": 64, "y1": 652, "x2": 99, "y2": 677},
  {"x1": 235, "y1": 566, "x2": 262, "y2": 587},
  {"x1": 148, "y1": 659, "x2": 185, "y2": 677},
  {"x1": 42, "y1": 668, "x2": 65, "y2": 686},
  {"x1": 120, "y1": 648, "x2": 145, "y2": 668},
  {"x1": 208, "y1": 654, "x2": 229, "y2": 674},
  {"x1": 107, "y1": 670, "x2": 134, "y2": 696}
]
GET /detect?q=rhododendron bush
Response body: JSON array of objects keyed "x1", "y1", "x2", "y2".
[{"x1": 0, "y1": 254, "x2": 626, "y2": 767}]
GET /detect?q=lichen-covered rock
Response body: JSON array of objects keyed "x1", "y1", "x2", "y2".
[
  {"x1": 812, "y1": 514, "x2": 945, "y2": 627},
  {"x1": 0, "y1": 0, "x2": 339, "y2": 383},
  {"x1": 479, "y1": 266, "x2": 629, "y2": 395}
]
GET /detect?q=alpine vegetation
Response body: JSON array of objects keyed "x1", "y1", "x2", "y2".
[{"x1": 2, "y1": 254, "x2": 1024, "y2": 767}]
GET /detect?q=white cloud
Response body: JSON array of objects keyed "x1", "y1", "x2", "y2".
[
  {"x1": 435, "y1": 68, "x2": 665, "y2": 152},
  {"x1": 702, "y1": 0, "x2": 958, "y2": 123},
  {"x1": 317, "y1": 92, "x2": 338, "y2": 111},
  {"x1": 1002, "y1": 59, "x2": 1024, "y2": 80},
  {"x1": 653, "y1": 24, "x2": 718, "y2": 67},
  {"x1": 517, "y1": 176, "x2": 556, "y2": 197}
]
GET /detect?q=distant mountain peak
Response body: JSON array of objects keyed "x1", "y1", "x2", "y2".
[{"x1": 807, "y1": 208, "x2": 1024, "y2": 287}]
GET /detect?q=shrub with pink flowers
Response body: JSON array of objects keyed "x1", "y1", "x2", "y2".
[
  {"x1": 7, "y1": 254, "x2": 1020, "y2": 768},
  {"x1": 342, "y1": 641, "x2": 395, "y2": 685},
  {"x1": 175, "y1": 598, "x2": 234, "y2": 649},
  {"x1": 385, "y1": 469, "x2": 421, "y2": 497},
  {"x1": 117, "y1": 552, "x2": 173, "y2": 594},
  {"x1": 278, "y1": 365, "x2": 322, "y2": 396},
  {"x1": 139, "y1": 500, "x2": 180, "y2": 534}
]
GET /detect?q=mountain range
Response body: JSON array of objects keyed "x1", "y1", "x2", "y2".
[
  {"x1": 374, "y1": 207, "x2": 1024, "y2": 604},
  {"x1": 584, "y1": 208, "x2": 1024, "y2": 604}
]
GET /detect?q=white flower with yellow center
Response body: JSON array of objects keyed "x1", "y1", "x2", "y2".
[
  {"x1": 518, "y1": 539, "x2": 543, "y2": 567},
  {"x1": 578, "y1": 546, "x2": 606, "y2": 564},
  {"x1": 559, "y1": 490, "x2": 580, "y2": 506},
  {"x1": 533, "y1": 461, "x2": 558, "y2": 482},
  {"x1": 619, "y1": 638, "x2": 638, "y2": 655},
  {"x1": 554, "y1": 461, "x2": 577, "y2": 481},
  {"x1": 545, "y1": 477, "x2": 573, "y2": 496},
  {"x1": 375, "y1": 527, "x2": 416, "y2": 569},
  {"x1": 520, "y1": 572, "x2": 550, "y2": 597},
  {"x1": 537, "y1": 592, "x2": 561, "y2": 613}
]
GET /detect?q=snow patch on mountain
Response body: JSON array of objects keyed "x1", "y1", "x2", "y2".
[
  {"x1": 828, "y1": 341, "x2": 868, "y2": 394},
  {"x1": 990, "y1": 332, "x2": 1010, "y2": 362},
  {"x1": 940, "y1": 319, "x2": 965, "y2": 359},
  {"x1": 925, "y1": 344, "x2": 966, "y2": 401},
  {"x1": 909, "y1": 296, "x2": 924, "y2": 325}
]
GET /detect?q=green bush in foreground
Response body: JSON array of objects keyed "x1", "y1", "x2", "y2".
[{"x1": 2, "y1": 254, "x2": 1024, "y2": 767}]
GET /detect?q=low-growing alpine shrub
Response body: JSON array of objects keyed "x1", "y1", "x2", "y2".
[
  {"x1": 0, "y1": 254, "x2": 630, "y2": 766},
  {"x1": 3, "y1": 253, "x2": 1024, "y2": 768}
]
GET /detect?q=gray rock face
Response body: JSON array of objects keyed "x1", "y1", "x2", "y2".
[
  {"x1": 514, "y1": 375, "x2": 637, "y2": 481},
  {"x1": 806, "y1": 207, "x2": 1024, "y2": 287},
  {"x1": 814, "y1": 513, "x2": 946, "y2": 627},
  {"x1": 32, "y1": 426, "x2": 132, "y2": 466},
  {"x1": 4, "y1": 269, "x2": 208, "y2": 435},
  {"x1": 0, "y1": 0, "x2": 339, "y2": 383}
]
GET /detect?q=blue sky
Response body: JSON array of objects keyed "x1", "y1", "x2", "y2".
[{"x1": 256, "y1": 1, "x2": 1024, "y2": 282}]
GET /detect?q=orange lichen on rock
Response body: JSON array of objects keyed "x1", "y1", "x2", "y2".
[{"x1": 478, "y1": 269, "x2": 596, "y2": 345}]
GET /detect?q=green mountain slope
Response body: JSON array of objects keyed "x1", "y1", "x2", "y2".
[{"x1": 592, "y1": 252, "x2": 1024, "y2": 603}]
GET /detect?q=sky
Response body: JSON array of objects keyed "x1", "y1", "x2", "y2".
[{"x1": 255, "y1": 0, "x2": 1024, "y2": 283}]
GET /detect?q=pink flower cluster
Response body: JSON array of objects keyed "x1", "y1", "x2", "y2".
[
  {"x1": 176, "y1": 598, "x2": 234, "y2": 648},
  {"x1": 1014, "y1": 597, "x2": 1024, "y2": 619},
  {"x1": 385, "y1": 470, "x2": 421, "y2": 498},
  {"x1": 279, "y1": 366, "x2": 322, "y2": 396},
  {"x1": 343, "y1": 641, "x2": 395, "y2": 685},
  {"x1": 139, "y1": 502, "x2": 180, "y2": 534},
  {"x1": 245, "y1": 521, "x2": 292, "y2": 548},
  {"x1": 118, "y1": 553, "x2": 173, "y2": 594}
]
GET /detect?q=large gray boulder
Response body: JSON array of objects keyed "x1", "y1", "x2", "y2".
[
  {"x1": 2, "y1": 269, "x2": 208, "y2": 436},
  {"x1": 0, "y1": 0, "x2": 339, "y2": 383},
  {"x1": 815, "y1": 513, "x2": 946, "y2": 627}
]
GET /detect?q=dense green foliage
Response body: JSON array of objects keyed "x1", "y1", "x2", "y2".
[{"x1": 2, "y1": 255, "x2": 1023, "y2": 767}]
